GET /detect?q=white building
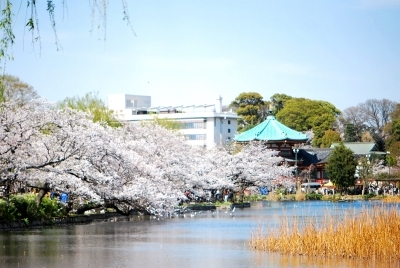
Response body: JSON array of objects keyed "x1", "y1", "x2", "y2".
[
  {"x1": 108, "y1": 94, "x2": 239, "y2": 148},
  {"x1": 108, "y1": 94, "x2": 151, "y2": 118}
]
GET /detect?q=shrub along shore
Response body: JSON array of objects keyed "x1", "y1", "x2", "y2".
[
  {"x1": 0, "y1": 194, "x2": 64, "y2": 223},
  {"x1": 0, "y1": 194, "x2": 135, "y2": 231}
]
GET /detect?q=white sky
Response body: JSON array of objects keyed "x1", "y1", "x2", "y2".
[{"x1": 4, "y1": 0, "x2": 400, "y2": 111}]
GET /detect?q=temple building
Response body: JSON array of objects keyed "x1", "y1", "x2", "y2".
[
  {"x1": 234, "y1": 113, "x2": 390, "y2": 185},
  {"x1": 234, "y1": 113, "x2": 329, "y2": 183},
  {"x1": 234, "y1": 113, "x2": 308, "y2": 157}
]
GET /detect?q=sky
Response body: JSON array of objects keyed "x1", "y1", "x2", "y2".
[{"x1": 4, "y1": 0, "x2": 400, "y2": 111}]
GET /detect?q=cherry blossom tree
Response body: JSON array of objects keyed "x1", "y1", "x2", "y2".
[
  {"x1": 203, "y1": 143, "x2": 294, "y2": 201},
  {"x1": 1, "y1": 100, "x2": 294, "y2": 216}
]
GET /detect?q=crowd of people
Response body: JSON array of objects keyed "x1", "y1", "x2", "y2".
[{"x1": 367, "y1": 182, "x2": 399, "y2": 195}]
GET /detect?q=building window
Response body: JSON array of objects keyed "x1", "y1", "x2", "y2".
[
  {"x1": 228, "y1": 120, "x2": 231, "y2": 124},
  {"x1": 126, "y1": 100, "x2": 137, "y2": 108},
  {"x1": 180, "y1": 122, "x2": 206, "y2": 129},
  {"x1": 228, "y1": 129, "x2": 231, "y2": 133},
  {"x1": 184, "y1": 134, "x2": 207, "y2": 140}
]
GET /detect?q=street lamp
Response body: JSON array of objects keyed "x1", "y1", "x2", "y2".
[
  {"x1": 293, "y1": 148, "x2": 299, "y2": 192},
  {"x1": 387, "y1": 151, "x2": 391, "y2": 177}
]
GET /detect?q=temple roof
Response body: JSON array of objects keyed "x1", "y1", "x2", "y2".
[
  {"x1": 234, "y1": 115, "x2": 308, "y2": 143},
  {"x1": 330, "y1": 142, "x2": 385, "y2": 156}
]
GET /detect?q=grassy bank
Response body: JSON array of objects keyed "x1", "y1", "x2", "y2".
[{"x1": 250, "y1": 204, "x2": 400, "y2": 262}]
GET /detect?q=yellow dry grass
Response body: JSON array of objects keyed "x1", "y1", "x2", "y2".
[
  {"x1": 383, "y1": 195, "x2": 400, "y2": 203},
  {"x1": 294, "y1": 192, "x2": 306, "y2": 201},
  {"x1": 250, "y1": 205, "x2": 400, "y2": 262}
]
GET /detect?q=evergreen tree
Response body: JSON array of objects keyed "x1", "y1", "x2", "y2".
[
  {"x1": 326, "y1": 143, "x2": 357, "y2": 191},
  {"x1": 344, "y1": 124, "x2": 358, "y2": 142},
  {"x1": 229, "y1": 92, "x2": 266, "y2": 132}
]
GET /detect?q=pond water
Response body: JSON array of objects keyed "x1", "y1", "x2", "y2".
[{"x1": 0, "y1": 200, "x2": 399, "y2": 268}]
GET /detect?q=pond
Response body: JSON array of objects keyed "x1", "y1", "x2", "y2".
[{"x1": 0, "y1": 200, "x2": 398, "y2": 268}]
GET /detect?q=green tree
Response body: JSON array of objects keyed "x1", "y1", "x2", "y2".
[
  {"x1": 320, "y1": 129, "x2": 342, "y2": 148},
  {"x1": 386, "y1": 104, "x2": 400, "y2": 146},
  {"x1": 326, "y1": 143, "x2": 357, "y2": 191},
  {"x1": 58, "y1": 92, "x2": 122, "y2": 128},
  {"x1": 344, "y1": 124, "x2": 358, "y2": 142},
  {"x1": 385, "y1": 104, "x2": 400, "y2": 165},
  {"x1": 270, "y1": 93, "x2": 292, "y2": 114},
  {"x1": 276, "y1": 98, "x2": 341, "y2": 147},
  {"x1": 339, "y1": 107, "x2": 365, "y2": 142},
  {"x1": 229, "y1": 92, "x2": 266, "y2": 132},
  {"x1": 150, "y1": 116, "x2": 182, "y2": 131}
]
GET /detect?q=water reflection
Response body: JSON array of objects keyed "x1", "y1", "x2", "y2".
[{"x1": 0, "y1": 201, "x2": 399, "y2": 268}]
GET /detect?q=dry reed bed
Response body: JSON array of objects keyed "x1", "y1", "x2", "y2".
[
  {"x1": 250, "y1": 205, "x2": 400, "y2": 262},
  {"x1": 383, "y1": 195, "x2": 400, "y2": 203}
]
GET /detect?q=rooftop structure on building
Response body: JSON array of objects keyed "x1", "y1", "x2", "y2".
[
  {"x1": 108, "y1": 94, "x2": 152, "y2": 118},
  {"x1": 108, "y1": 94, "x2": 239, "y2": 149}
]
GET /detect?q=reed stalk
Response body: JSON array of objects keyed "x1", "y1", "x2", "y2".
[
  {"x1": 250, "y1": 205, "x2": 400, "y2": 262},
  {"x1": 383, "y1": 195, "x2": 400, "y2": 203}
]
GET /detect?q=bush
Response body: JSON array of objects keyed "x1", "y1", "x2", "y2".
[
  {"x1": 275, "y1": 188, "x2": 286, "y2": 195},
  {"x1": 363, "y1": 193, "x2": 377, "y2": 200},
  {"x1": 305, "y1": 193, "x2": 323, "y2": 200},
  {"x1": 244, "y1": 195, "x2": 264, "y2": 202},
  {"x1": 0, "y1": 194, "x2": 64, "y2": 221},
  {"x1": 0, "y1": 199, "x2": 14, "y2": 220}
]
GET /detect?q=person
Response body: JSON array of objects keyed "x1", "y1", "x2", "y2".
[
  {"x1": 215, "y1": 190, "x2": 220, "y2": 201},
  {"x1": 227, "y1": 191, "x2": 233, "y2": 202},
  {"x1": 207, "y1": 190, "x2": 212, "y2": 202},
  {"x1": 60, "y1": 192, "x2": 68, "y2": 203},
  {"x1": 224, "y1": 189, "x2": 229, "y2": 202},
  {"x1": 184, "y1": 190, "x2": 192, "y2": 202}
]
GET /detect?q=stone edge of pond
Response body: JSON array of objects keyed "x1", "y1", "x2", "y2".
[
  {"x1": 185, "y1": 202, "x2": 251, "y2": 211},
  {"x1": 0, "y1": 212, "x2": 133, "y2": 232},
  {"x1": 1, "y1": 203, "x2": 254, "y2": 232}
]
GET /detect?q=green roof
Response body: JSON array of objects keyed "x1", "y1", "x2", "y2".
[
  {"x1": 234, "y1": 115, "x2": 308, "y2": 142},
  {"x1": 330, "y1": 142, "x2": 385, "y2": 155}
]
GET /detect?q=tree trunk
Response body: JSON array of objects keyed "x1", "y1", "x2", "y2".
[
  {"x1": 362, "y1": 181, "x2": 366, "y2": 196},
  {"x1": 35, "y1": 183, "x2": 50, "y2": 206}
]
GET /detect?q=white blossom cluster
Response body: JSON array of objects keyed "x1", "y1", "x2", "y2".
[{"x1": 0, "y1": 100, "x2": 294, "y2": 215}]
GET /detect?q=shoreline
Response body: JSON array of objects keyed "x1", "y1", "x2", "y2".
[
  {"x1": 0, "y1": 212, "x2": 134, "y2": 232},
  {"x1": 1, "y1": 196, "x2": 395, "y2": 232}
]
